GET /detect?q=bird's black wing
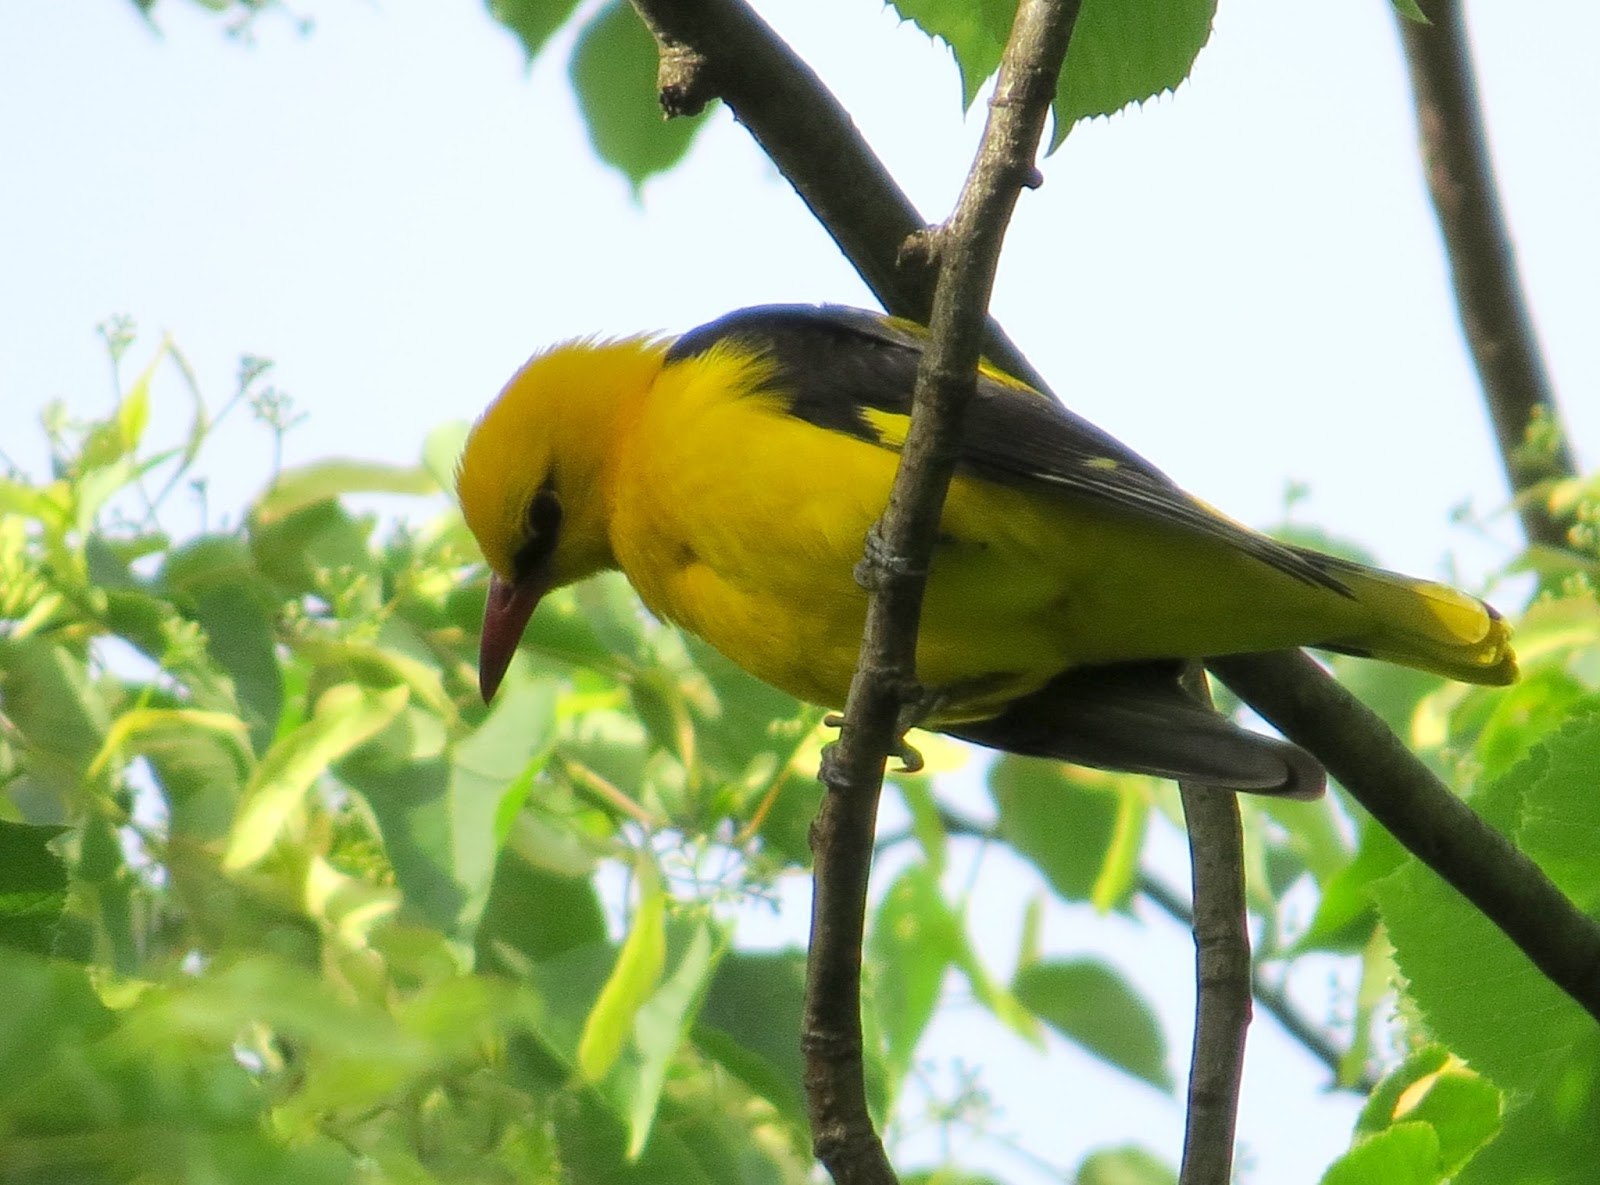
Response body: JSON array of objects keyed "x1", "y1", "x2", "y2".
[{"x1": 668, "y1": 305, "x2": 1352, "y2": 595}]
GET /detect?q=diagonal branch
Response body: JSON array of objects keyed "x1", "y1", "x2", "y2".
[
  {"x1": 625, "y1": 0, "x2": 1048, "y2": 392},
  {"x1": 1397, "y1": 1, "x2": 1578, "y2": 548},
  {"x1": 798, "y1": 5, "x2": 1081, "y2": 1179},
  {"x1": 1210, "y1": 649, "x2": 1600, "y2": 1023},
  {"x1": 626, "y1": 0, "x2": 1600, "y2": 1026}
]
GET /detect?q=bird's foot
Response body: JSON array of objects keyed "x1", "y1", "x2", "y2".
[
  {"x1": 853, "y1": 523, "x2": 927, "y2": 591},
  {"x1": 820, "y1": 681, "x2": 938, "y2": 775}
]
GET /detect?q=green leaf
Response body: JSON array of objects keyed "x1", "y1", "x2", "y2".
[
  {"x1": 488, "y1": 0, "x2": 584, "y2": 61},
  {"x1": 1376, "y1": 716, "x2": 1600, "y2": 1094},
  {"x1": 1052, "y1": 0, "x2": 1215, "y2": 145},
  {"x1": 578, "y1": 861, "x2": 667, "y2": 1083},
  {"x1": 1298, "y1": 816, "x2": 1404, "y2": 953},
  {"x1": 569, "y1": 0, "x2": 709, "y2": 192},
  {"x1": 345, "y1": 677, "x2": 558, "y2": 933},
  {"x1": 990, "y1": 755, "x2": 1138, "y2": 906},
  {"x1": 1515, "y1": 708, "x2": 1600, "y2": 906},
  {"x1": 893, "y1": 0, "x2": 1013, "y2": 107},
  {"x1": 0, "y1": 637, "x2": 110, "y2": 797},
  {"x1": 694, "y1": 951, "x2": 809, "y2": 1136},
  {"x1": 0, "y1": 823, "x2": 68, "y2": 956},
  {"x1": 477, "y1": 851, "x2": 608, "y2": 971},
  {"x1": 1390, "y1": 0, "x2": 1428, "y2": 22},
  {"x1": 890, "y1": 0, "x2": 1216, "y2": 143},
  {"x1": 225, "y1": 682, "x2": 409, "y2": 869},
  {"x1": 163, "y1": 535, "x2": 285, "y2": 753},
  {"x1": 1356, "y1": 1048, "x2": 1501, "y2": 1177},
  {"x1": 1454, "y1": 1038, "x2": 1600, "y2": 1185},
  {"x1": 1076, "y1": 1145, "x2": 1178, "y2": 1185},
  {"x1": 868, "y1": 862, "x2": 960, "y2": 1101},
  {"x1": 611, "y1": 915, "x2": 727, "y2": 1158},
  {"x1": 1012, "y1": 959, "x2": 1172, "y2": 1091},
  {"x1": 1320, "y1": 1123, "x2": 1443, "y2": 1185}
]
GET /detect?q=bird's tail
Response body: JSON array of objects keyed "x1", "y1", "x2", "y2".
[
  {"x1": 1307, "y1": 554, "x2": 1518, "y2": 686},
  {"x1": 947, "y1": 661, "x2": 1326, "y2": 799}
]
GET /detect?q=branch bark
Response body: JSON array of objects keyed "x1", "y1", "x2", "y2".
[
  {"x1": 1210, "y1": 649, "x2": 1600, "y2": 1023},
  {"x1": 796, "y1": 5, "x2": 1080, "y2": 1179},
  {"x1": 630, "y1": 0, "x2": 1600, "y2": 1105},
  {"x1": 625, "y1": 0, "x2": 1048, "y2": 392},
  {"x1": 1176, "y1": 671, "x2": 1251, "y2": 1185},
  {"x1": 1397, "y1": 1, "x2": 1578, "y2": 547}
]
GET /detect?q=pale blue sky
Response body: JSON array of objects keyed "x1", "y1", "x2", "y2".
[{"x1": 3, "y1": 1, "x2": 1596, "y2": 1180}]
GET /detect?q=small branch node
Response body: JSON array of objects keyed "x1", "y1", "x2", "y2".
[{"x1": 657, "y1": 44, "x2": 713, "y2": 117}]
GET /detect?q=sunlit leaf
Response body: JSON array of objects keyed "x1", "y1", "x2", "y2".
[{"x1": 225, "y1": 682, "x2": 408, "y2": 869}]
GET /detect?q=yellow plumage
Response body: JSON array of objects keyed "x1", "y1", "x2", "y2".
[{"x1": 456, "y1": 306, "x2": 1515, "y2": 798}]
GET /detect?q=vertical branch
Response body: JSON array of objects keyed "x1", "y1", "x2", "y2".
[
  {"x1": 1176, "y1": 673, "x2": 1251, "y2": 1185},
  {"x1": 1397, "y1": 1, "x2": 1578, "y2": 547},
  {"x1": 804, "y1": 3, "x2": 1081, "y2": 1181}
]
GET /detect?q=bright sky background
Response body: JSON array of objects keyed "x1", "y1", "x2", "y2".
[{"x1": 3, "y1": 1, "x2": 1597, "y2": 1181}]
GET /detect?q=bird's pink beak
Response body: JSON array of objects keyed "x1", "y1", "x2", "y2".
[{"x1": 479, "y1": 572, "x2": 548, "y2": 702}]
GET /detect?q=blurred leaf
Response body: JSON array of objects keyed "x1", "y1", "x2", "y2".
[
  {"x1": 569, "y1": 0, "x2": 709, "y2": 192},
  {"x1": 0, "y1": 823, "x2": 68, "y2": 956},
  {"x1": 1076, "y1": 1145, "x2": 1178, "y2": 1185},
  {"x1": 1454, "y1": 1042, "x2": 1600, "y2": 1185},
  {"x1": 477, "y1": 851, "x2": 607, "y2": 971},
  {"x1": 1298, "y1": 816, "x2": 1403, "y2": 953},
  {"x1": 489, "y1": 0, "x2": 584, "y2": 60},
  {"x1": 578, "y1": 861, "x2": 667, "y2": 1083},
  {"x1": 991, "y1": 756, "x2": 1138, "y2": 907},
  {"x1": 248, "y1": 498, "x2": 376, "y2": 597},
  {"x1": 0, "y1": 637, "x2": 110, "y2": 799},
  {"x1": 610, "y1": 914, "x2": 727, "y2": 1158},
  {"x1": 226, "y1": 682, "x2": 409, "y2": 869},
  {"x1": 254, "y1": 458, "x2": 436, "y2": 523},
  {"x1": 163, "y1": 535, "x2": 284, "y2": 752},
  {"x1": 1320, "y1": 1122, "x2": 1443, "y2": 1185},
  {"x1": 694, "y1": 950, "x2": 809, "y2": 1136},
  {"x1": 869, "y1": 862, "x2": 959, "y2": 1102},
  {"x1": 1013, "y1": 959, "x2": 1171, "y2": 1091}
]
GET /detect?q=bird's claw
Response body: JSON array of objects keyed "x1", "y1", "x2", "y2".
[{"x1": 820, "y1": 686, "x2": 933, "y2": 775}]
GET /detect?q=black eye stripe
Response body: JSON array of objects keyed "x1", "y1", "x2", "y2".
[{"x1": 512, "y1": 486, "x2": 563, "y2": 578}]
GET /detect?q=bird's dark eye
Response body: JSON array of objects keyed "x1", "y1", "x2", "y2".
[{"x1": 512, "y1": 485, "x2": 563, "y2": 578}]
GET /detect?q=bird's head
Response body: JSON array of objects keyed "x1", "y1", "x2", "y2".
[{"x1": 455, "y1": 336, "x2": 665, "y2": 701}]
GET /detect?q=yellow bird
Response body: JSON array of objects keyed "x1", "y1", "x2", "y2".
[{"x1": 456, "y1": 305, "x2": 1515, "y2": 799}]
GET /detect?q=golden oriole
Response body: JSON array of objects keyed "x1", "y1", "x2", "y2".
[{"x1": 456, "y1": 305, "x2": 1515, "y2": 799}]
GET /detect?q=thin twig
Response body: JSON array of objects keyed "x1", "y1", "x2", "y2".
[
  {"x1": 1210, "y1": 650, "x2": 1600, "y2": 1023},
  {"x1": 797, "y1": 5, "x2": 1081, "y2": 1179},
  {"x1": 1175, "y1": 670, "x2": 1250, "y2": 1185},
  {"x1": 1397, "y1": 1, "x2": 1578, "y2": 547}
]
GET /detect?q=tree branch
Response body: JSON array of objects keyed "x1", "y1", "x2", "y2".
[
  {"x1": 624, "y1": 0, "x2": 1049, "y2": 392},
  {"x1": 1396, "y1": 1, "x2": 1578, "y2": 547},
  {"x1": 1210, "y1": 649, "x2": 1600, "y2": 1024},
  {"x1": 1138, "y1": 872, "x2": 1378, "y2": 1094},
  {"x1": 630, "y1": 0, "x2": 1600, "y2": 1079},
  {"x1": 795, "y1": 5, "x2": 1080, "y2": 1179},
  {"x1": 1174, "y1": 670, "x2": 1250, "y2": 1185}
]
